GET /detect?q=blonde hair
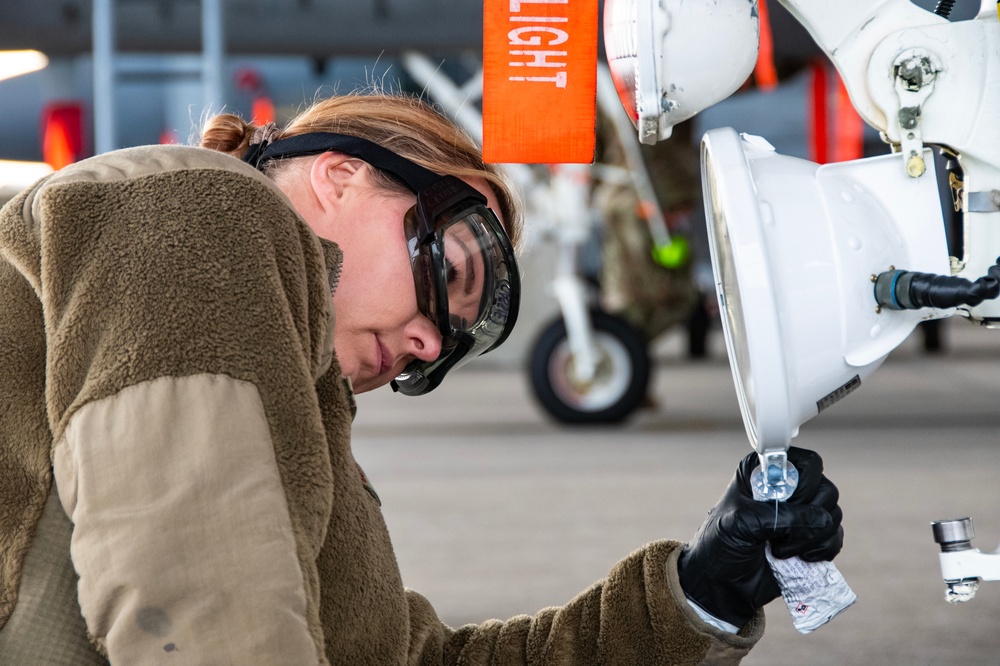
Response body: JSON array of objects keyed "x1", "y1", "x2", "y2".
[{"x1": 200, "y1": 93, "x2": 522, "y2": 250}]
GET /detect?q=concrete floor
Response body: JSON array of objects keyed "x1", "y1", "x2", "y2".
[{"x1": 352, "y1": 319, "x2": 1000, "y2": 665}]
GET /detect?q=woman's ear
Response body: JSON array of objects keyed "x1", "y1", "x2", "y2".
[{"x1": 310, "y1": 151, "x2": 365, "y2": 214}]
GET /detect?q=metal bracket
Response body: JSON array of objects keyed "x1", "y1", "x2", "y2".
[
  {"x1": 949, "y1": 173, "x2": 964, "y2": 212},
  {"x1": 967, "y1": 190, "x2": 1000, "y2": 213},
  {"x1": 892, "y1": 49, "x2": 943, "y2": 178}
]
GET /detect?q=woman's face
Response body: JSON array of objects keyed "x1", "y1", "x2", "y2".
[{"x1": 301, "y1": 154, "x2": 503, "y2": 393}]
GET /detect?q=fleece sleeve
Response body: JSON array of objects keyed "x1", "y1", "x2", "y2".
[
  {"x1": 406, "y1": 541, "x2": 763, "y2": 666},
  {"x1": 34, "y1": 166, "x2": 336, "y2": 663}
]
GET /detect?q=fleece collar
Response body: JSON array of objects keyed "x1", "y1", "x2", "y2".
[{"x1": 317, "y1": 237, "x2": 343, "y2": 297}]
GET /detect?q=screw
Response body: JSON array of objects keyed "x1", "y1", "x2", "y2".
[
  {"x1": 906, "y1": 154, "x2": 926, "y2": 178},
  {"x1": 660, "y1": 95, "x2": 678, "y2": 112}
]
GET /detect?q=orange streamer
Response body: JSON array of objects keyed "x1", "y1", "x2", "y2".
[
  {"x1": 482, "y1": 0, "x2": 598, "y2": 164},
  {"x1": 754, "y1": 0, "x2": 778, "y2": 91},
  {"x1": 252, "y1": 96, "x2": 276, "y2": 125},
  {"x1": 833, "y1": 75, "x2": 864, "y2": 162},
  {"x1": 808, "y1": 60, "x2": 828, "y2": 164}
]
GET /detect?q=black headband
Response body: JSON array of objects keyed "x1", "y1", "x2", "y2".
[{"x1": 242, "y1": 132, "x2": 440, "y2": 193}]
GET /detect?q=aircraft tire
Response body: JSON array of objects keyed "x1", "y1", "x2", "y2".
[{"x1": 529, "y1": 310, "x2": 650, "y2": 424}]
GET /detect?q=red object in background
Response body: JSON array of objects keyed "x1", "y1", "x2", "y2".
[
  {"x1": 235, "y1": 67, "x2": 264, "y2": 94},
  {"x1": 159, "y1": 129, "x2": 180, "y2": 145},
  {"x1": 808, "y1": 60, "x2": 865, "y2": 164},
  {"x1": 41, "y1": 101, "x2": 84, "y2": 170},
  {"x1": 235, "y1": 66, "x2": 276, "y2": 126},
  {"x1": 251, "y1": 96, "x2": 276, "y2": 125},
  {"x1": 754, "y1": 0, "x2": 778, "y2": 91},
  {"x1": 834, "y1": 76, "x2": 864, "y2": 162},
  {"x1": 808, "y1": 60, "x2": 829, "y2": 164}
]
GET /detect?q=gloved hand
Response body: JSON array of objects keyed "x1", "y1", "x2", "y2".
[{"x1": 677, "y1": 447, "x2": 844, "y2": 629}]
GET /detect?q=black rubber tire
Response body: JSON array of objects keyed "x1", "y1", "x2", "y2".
[
  {"x1": 920, "y1": 319, "x2": 945, "y2": 354},
  {"x1": 529, "y1": 310, "x2": 651, "y2": 424},
  {"x1": 687, "y1": 297, "x2": 712, "y2": 360}
]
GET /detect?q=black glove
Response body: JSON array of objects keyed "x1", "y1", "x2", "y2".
[{"x1": 677, "y1": 447, "x2": 844, "y2": 629}]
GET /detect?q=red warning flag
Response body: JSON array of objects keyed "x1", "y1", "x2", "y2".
[{"x1": 482, "y1": 0, "x2": 598, "y2": 164}]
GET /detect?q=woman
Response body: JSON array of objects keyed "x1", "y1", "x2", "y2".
[{"x1": 0, "y1": 92, "x2": 843, "y2": 664}]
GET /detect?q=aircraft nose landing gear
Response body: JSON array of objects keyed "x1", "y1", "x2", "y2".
[{"x1": 529, "y1": 309, "x2": 650, "y2": 424}]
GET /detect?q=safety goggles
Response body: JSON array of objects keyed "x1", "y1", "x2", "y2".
[{"x1": 244, "y1": 131, "x2": 520, "y2": 395}]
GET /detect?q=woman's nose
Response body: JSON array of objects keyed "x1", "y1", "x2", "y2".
[{"x1": 405, "y1": 314, "x2": 443, "y2": 363}]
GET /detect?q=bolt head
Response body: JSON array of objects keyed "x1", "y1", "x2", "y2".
[{"x1": 906, "y1": 155, "x2": 926, "y2": 178}]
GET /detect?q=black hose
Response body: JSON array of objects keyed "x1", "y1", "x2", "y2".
[
  {"x1": 874, "y1": 258, "x2": 1000, "y2": 310},
  {"x1": 934, "y1": 0, "x2": 956, "y2": 19}
]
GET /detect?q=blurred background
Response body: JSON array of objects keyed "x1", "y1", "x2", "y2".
[{"x1": 2, "y1": 0, "x2": 999, "y2": 663}]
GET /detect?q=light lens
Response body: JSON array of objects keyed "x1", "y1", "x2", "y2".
[
  {"x1": 703, "y1": 148, "x2": 759, "y2": 445},
  {"x1": 602, "y1": 0, "x2": 639, "y2": 126}
]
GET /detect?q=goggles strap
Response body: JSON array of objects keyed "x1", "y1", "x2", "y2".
[{"x1": 246, "y1": 132, "x2": 439, "y2": 193}]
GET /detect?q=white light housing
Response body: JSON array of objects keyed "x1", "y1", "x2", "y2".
[
  {"x1": 603, "y1": 0, "x2": 759, "y2": 145},
  {"x1": 702, "y1": 128, "x2": 952, "y2": 455}
]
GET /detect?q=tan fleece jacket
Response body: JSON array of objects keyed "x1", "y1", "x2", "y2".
[{"x1": 0, "y1": 144, "x2": 763, "y2": 665}]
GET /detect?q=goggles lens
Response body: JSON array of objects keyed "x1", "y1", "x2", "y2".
[
  {"x1": 395, "y1": 178, "x2": 520, "y2": 395},
  {"x1": 407, "y1": 207, "x2": 515, "y2": 344}
]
